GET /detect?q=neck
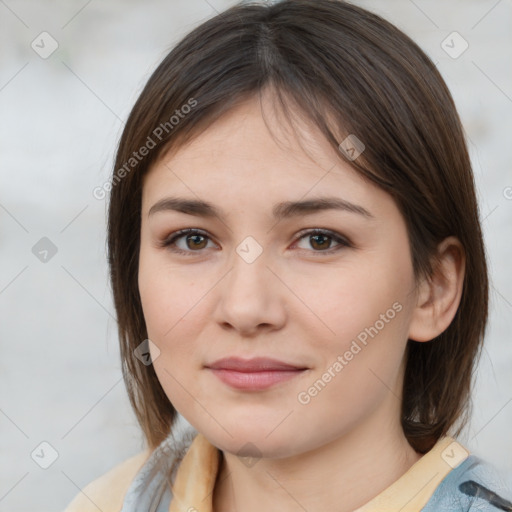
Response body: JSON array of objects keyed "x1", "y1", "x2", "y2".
[{"x1": 212, "y1": 401, "x2": 421, "y2": 512}]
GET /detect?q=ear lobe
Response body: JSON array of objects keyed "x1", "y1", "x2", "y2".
[{"x1": 408, "y1": 236, "x2": 466, "y2": 342}]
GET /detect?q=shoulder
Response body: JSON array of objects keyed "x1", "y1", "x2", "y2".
[
  {"x1": 63, "y1": 449, "x2": 152, "y2": 512},
  {"x1": 423, "y1": 455, "x2": 512, "y2": 511}
]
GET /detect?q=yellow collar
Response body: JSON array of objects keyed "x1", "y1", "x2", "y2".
[{"x1": 168, "y1": 433, "x2": 469, "y2": 512}]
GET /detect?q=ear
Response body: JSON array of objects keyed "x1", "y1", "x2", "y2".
[{"x1": 408, "y1": 236, "x2": 466, "y2": 342}]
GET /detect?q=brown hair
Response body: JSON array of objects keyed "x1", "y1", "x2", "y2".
[{"x1": 107, "y1": 0, "x2": 488, "y2": 454}]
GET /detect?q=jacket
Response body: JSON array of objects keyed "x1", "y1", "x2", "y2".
[{"x1": 63, "y1": 422, "x2": 512, "y2": 512}]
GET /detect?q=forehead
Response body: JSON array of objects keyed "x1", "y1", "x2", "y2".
[
  {"x1": 141, "y1": 95, "x2": 393, "y2": 223},
  {"x1": 153, "y1": 94, "x2": 338, "y2": 174}
]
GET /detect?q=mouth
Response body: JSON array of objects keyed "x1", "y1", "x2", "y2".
[{"x1": 205, "y1": 357, "x2": 308, "y2": 391}]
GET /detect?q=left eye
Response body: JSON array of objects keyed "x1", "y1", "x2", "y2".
[
  {"x1": 160, "y1": 228, "x2": 351, "y2": 256},
  {"x1": 293, "y1": 228, "x2": 351, "y2": 253}
]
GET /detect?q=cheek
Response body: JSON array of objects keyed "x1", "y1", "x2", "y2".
[
  {"x1": 297, "y1": 260, "x2": 411, "y2": 344},
  {"x1": 139, "y1": 246, "x2": 191, "y2": 333},
  {"x1": 295, "y1": 252, "x2": 415, "y2": 400},
  {"x1": 293, "y1": 267, "x2": 412, "y2": 427},
  {"x1": 138, "y1": 251, "x2": 211, "y2": 371},
  {"x1": 138, "y1": 260, "x2": 203, "y2": 413}
]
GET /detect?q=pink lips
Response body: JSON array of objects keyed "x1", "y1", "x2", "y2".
[{"x1": 206, "y1": 357, "x2": 307, "y2": 391}]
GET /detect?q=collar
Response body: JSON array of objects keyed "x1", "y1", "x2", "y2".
[{"x1": 168, "y1": 433, "x2": 469, "y2": 512}]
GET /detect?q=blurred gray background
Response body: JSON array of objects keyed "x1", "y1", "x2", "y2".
[{"x1": 0, "y1": 0, "x2": 511, "y2": 510}]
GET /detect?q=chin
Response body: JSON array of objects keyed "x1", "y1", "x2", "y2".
[{"x1": 202, "y1": 423, "x2": 305, "y2": 460}]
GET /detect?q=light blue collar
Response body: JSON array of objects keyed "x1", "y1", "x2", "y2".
[{"x1": 120, "y1": 417, "x2": 199, "y2": 512}]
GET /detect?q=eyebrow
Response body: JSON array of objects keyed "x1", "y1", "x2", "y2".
[{"x1": 148, "y1": 196, "x2": 374, "y2": 220}]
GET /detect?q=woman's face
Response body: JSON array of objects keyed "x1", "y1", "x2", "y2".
[{"x1": 138, "y1": 94, "x2": 419, "y2": 459}]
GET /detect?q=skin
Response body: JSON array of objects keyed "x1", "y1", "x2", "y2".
[{"x1": 138, "y1": 92, "x2": 465, "y2": 512}]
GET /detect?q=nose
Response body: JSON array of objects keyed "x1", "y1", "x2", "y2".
[{"x1": 212, "y1": 248, "x2": 288, "y2": 337}]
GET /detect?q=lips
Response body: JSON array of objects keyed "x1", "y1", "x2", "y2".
[
  {"x1": 205, "y1": 357, "x2": 308, "y2": 391},
  {"x1": 206, "y1": 357, "x2": 307, "y2": 372}
]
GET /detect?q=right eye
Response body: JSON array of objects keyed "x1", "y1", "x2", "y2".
[{"x1": 160, "y1": 228, "x2": 217, "y2": 256}]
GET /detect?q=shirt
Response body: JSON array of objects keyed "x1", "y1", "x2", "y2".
[{"x1": 63, "y1": 422, "x2": 512, "y2": 512}]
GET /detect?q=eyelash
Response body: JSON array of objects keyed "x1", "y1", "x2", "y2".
[{"x1": 159, "y1": 228, "x2": 352, "y2": 257}]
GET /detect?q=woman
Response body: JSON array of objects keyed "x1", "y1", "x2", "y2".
[{"x1": 65, "y1": 0, "x2": 512, "y2": 510}]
